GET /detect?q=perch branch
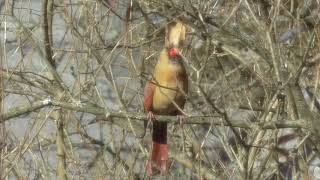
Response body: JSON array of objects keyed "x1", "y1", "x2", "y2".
[{"x1": 0, "y1": 99, "x2": 309, "y2": 130}]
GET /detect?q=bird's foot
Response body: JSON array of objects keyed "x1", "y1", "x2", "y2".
[
  {"x1": 146, "y1": 111, "x2": 156, "y2": 132},
  {"x1": 139, "y1": 111, "x2": 156, "y2": 138},
  {"x1": 147, "y1": 111, "x2": 155, "y2": 121},
  {"x1": 177, "y1": 114, "x2": 186, "y2": 126}
]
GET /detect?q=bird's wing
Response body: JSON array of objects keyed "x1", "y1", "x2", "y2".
[{"x1": 144, "y1": 81, "x2": 156, "y2": 112}]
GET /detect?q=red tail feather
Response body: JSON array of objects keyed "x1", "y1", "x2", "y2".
[{"x1": 147, "y1": 122, "x2": 169, "y2": 175}]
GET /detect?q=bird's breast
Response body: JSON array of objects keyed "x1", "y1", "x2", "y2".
[{"x1": 152, "y1": 63, "x2": 187, "y2": 115}]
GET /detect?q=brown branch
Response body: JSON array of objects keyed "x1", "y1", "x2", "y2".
[
  {"x1": 43, "y1": 0, "x2": 55, "y2": 68},
  {"x1": 43, "y1": 1, "x2": 68, "y2": 179},
  {"x1": 0, "y1": 99, "x2": 308, "y2": 130},
  {"x1": 0, "y1": 21, "x2": 4, "y2": 179}
]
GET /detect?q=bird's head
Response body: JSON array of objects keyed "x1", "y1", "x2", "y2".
[{"x1": 168, "y1": 48, "x2": 181, "y2": 59}]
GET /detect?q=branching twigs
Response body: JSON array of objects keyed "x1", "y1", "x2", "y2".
[
  {"x1": 3, "y1": 0, "x2": 320, "y2": 179},
  {"x1": 170, "y1": 151, "x2": 218, "y2": 179},
  {"x1": 43, "y1": 0, "x2": 69, "y2": 179}
]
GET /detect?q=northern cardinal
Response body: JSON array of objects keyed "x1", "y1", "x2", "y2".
[{"x1": 144, "y1": 21, "x2": 188, "y2": 175}]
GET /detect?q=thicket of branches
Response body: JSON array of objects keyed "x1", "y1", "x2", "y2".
[{"x1": 1, "y1": 0, "x2": 320, "y2": 179}]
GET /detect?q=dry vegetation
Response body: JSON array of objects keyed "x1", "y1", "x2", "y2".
[{"x1": 1, "y1": 0, "x2": 320, "y2": 179}]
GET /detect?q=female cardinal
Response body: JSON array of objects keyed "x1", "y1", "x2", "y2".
[{"x1": 144, "y1": 46, "x2": 188, "y2": 175}]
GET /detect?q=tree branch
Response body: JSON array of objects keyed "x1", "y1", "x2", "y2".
[{"x1": 0, "y1": 99, "x2": 309, "y2": 130}]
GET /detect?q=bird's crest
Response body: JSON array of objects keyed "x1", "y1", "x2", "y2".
[{"x1": 165, "y1": 21, "x2": 186, "y2": 48}]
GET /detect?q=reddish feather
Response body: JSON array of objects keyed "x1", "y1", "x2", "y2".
[
  {"x1": 144, "y1": 81, "x2": 170, "y2": 175},
  {"x1": 144, "y1": 82, "x2": 155, "y2": 112}
]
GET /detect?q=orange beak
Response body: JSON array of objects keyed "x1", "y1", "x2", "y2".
[{"x1": 168, "y1": 48, "x2": 180, "y2": 58}]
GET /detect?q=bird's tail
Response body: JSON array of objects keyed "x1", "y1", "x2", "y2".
[{"x1": 147, "y1": 122, "x2": 169, "y2": 175}]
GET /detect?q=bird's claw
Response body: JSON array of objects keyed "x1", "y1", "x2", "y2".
[
  {"x1": 147, "y1": 111, "x2": 155, "y2": 121},
  {"x1": 146, "y1": 111, "x2": 156, "y2": 133},
  {"x1": 177, "y1": 114, "x2": 186, "y2": 126},
  {"x1": 140, "y1": 111, "x2": 156, "y2": 138}
]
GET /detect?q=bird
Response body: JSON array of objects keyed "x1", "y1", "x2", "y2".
[
  {"x1": 143, "y1": 20, "x2": 188, "y2": 176},
  {"x1": 144, "y1": 47, "x2": 188, "y2": 175}
]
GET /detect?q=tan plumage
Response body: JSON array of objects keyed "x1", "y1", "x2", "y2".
[
  {"x1": 152, "y1": 49, "x2": 188, "y2": 115},
  {"x1": 144, "y1": 48, "x2": 188, "y2": 175},
  {"x1": 144, "y1": 21, "x2": 188, "y2": 176}
]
